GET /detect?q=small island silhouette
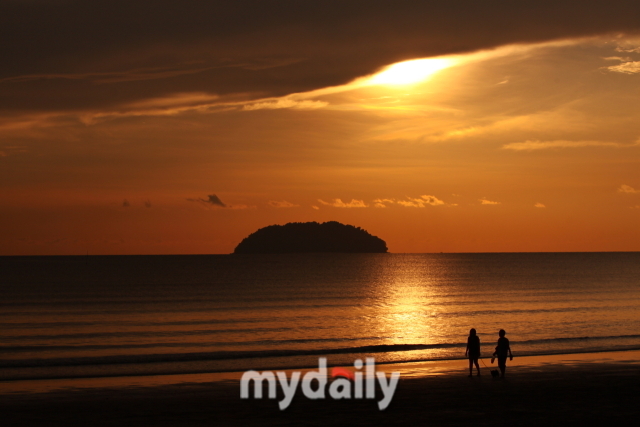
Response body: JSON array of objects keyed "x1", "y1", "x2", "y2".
[{"x1": 233, "y1": 221, "x2": 388, "y2": 254}]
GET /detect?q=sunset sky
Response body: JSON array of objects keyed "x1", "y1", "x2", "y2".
[{"x1": 2, "y1": 0, "x2": 640, "y2": 255}]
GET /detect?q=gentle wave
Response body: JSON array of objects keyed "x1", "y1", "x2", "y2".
[
  {"x1": 1, "y1": 327, "x2": 303, "y2": 342},
  {"x1": 3, "y1": 334, "x2": 640, "y2": 368},
  {"x1": 0, "y1": 318, "x2": 294, "y2": 328},
  {"x1": 3, "y1": 303, "x2": 635, "y2": 327},
  {"x1": 0, "y1": 336, "x2": 385, "y2": 354}
]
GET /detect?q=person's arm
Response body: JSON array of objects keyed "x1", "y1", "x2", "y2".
[
  {"x1": 465, "y1": 339, "x2": 469, "y2": 356},
  {"x1": 508, "y1": 345, "x2": 513, "y2": 360}
]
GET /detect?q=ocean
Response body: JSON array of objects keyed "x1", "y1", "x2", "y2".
[{"x1": 1, "y1": 253, "x2": 639, "y2": 382}]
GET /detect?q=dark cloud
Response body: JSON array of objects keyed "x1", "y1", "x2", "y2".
[
  {"x1": 3, "y1": 1, "x2": 640, "y2": 113},
  {"x1": 187, "y1": 194, "x2": 227, "y2": 207}
]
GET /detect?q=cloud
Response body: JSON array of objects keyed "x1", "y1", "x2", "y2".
[
  {"x1": 615, "y1": 45, "x2": 640, "y2": 53},
  {"x1": 480, "y1": 199, "x2": 501, "y2": 205},
  {"x1": 0, "y1": 65, "x2": 217, "y2": 85},
  {"x1": 79, "y1": 92, "x2": 227, "y2": 124},
  {"x1": 618, "y1": 184, "x2": 640, "y2": 194},
  {"x1": 373, "y1": 196, "x2": 448, "y2": 207},
  {"x1": 187, "y1": 194, "x2": 227, "y2": 207},
  {"x1": 268, "y1": 200, "x2": 299, "y2": 208},
  {"x1": 373, "y1": 198, "x2": 395, "y2": 208},
  {"x1": 187, "y1": 194, "x2": 253, "y2": 209},
  {"x1": 534, "y1": 202, "x2": 546, "y2": 208},
  {"x1": 396, "y1": 195, "x2": 445, "y2": 207},
  {"x1": 242, "y1": 99, "x2": 328, "y2": 111},
  {"x1": 124, "y1": 93, "x2": 220, "y2": 109},
  {"x1": 3, "y1": 29, "x2": 638, "y2": 129},
  {"x1": 502, "y1": 140, "x2": 632, "y2": 150},
  {"x1": 428, "y1": 126, "x2": 481, "y2": 142},
  {"x1": 603, "y1": 56, "x2": 630, "y2": 61},
  {"x1": 68, "y1": 92, "x2": 328, "y2": 124},
  {"x1": 5, "y1": 1, "x2": 640, "y2": 115},
  {"x1": 318, "y1": 198, "x2": 368, "y2": 208},
  {"x1": 311, "y1": 205, "x2": 320, "y2": 210},
  {"x1": 607, "y1": 61, "x2": 640, "y2": 74},
  {"x1": 203, "y1": 194, "x2": 226, "y2": 207}
]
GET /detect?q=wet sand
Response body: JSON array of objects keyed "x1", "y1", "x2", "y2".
[{"x1": 2, "y1": 351, "x2": 639, "y2": 426}]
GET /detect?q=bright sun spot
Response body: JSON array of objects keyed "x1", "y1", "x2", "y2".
[{"x1": 367, "y1": 57, "x2": 456, "y2": 86}]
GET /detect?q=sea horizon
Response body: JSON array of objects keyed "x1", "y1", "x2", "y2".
[{"x1": 2, "y1": 250, "x2": 639, "y2": 257}]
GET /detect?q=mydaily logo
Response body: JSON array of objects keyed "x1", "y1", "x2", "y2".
[{"x1": 240, "y1": 357, "x2": 400, "y2": 410}]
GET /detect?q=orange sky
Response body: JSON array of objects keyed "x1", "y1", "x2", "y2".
[{"x1": 1, "y1": 2, "x2": 639, "y2": 254}]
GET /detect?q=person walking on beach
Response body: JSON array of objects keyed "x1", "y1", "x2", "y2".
[
  {"x1": 465, "y1": 328, "x2": 481, "y2": 376},
  {"x1": 492, "y1": 329, "x2": 513, "y2": 377}
]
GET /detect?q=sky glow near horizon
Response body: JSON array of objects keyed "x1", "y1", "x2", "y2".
[{"x1": 1, "y1": 1, "x2": 640, "y2": 255}]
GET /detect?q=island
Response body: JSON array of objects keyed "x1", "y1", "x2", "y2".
[{"x1": 233, "y1": 221, "x2": 388, "y2": 254}]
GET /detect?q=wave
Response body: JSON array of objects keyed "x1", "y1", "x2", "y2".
[
  {"x1": 0, "y1": 318, "x2": 290, "y2": 328},
  {"x1": 2, "y1": 334, "x2": 640, "y2": 369},
  {"x1": 1, "y1": 326, "x2": 303, "y2": 342}
]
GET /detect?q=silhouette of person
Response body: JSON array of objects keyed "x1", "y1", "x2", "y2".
[
  {"x1": 492, "y1": 329, "x2": 513, "y2": 377},
  {"x1": 465, "y1": 328, "x2": 480, "y2": 376}
]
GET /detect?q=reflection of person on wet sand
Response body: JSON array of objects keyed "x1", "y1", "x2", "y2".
[
  {"x1": 492, "y1": 329, "x2": 513, "y2": 377},
  {"x1": 465, "y1": 328, "x2": 480, "y2": 376}
]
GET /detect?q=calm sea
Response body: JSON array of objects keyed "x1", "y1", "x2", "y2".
[{"x1": 1, "y1": 253, "x2": 639, "y2": 381}]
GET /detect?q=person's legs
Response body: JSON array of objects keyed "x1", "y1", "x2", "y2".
[
  {"x1": 498, "y1": 357, "x2": 507, "y2": 377},
  {"x1": 468, "y1": 357, "x2": 473, "y2": 376},
  {"x1": 473, "y1": 358, "x2": 480, "y2": 375}
]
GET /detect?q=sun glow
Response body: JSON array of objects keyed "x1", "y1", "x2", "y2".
[{"x1": 367, "y1": 57, "x2": 456, "y2": 86}]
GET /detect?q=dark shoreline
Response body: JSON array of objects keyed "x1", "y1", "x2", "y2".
[
  {"x1": 3, "y1": 346, "x2": 640, "y2": 383},
  {"x1": 2, "y1": 357, "x2": 639, "y2": 426}
]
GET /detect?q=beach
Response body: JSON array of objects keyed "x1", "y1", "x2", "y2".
[
  {"x1": 2, "y1": 350, "x2": 639, "y2": 426},
  {"x1": 2, "y1": 254, "x2": 639, "y2": 425}
]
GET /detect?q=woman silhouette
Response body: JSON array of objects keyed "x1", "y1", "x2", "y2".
[{"x1": 465, "y1": 328, "x2": 481, "y2": 376}]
